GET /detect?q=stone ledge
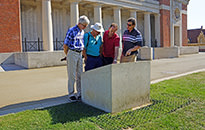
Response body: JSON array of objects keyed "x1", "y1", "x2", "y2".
[
  {"x1": 138, "y1": 47, "x2": 179, "y2": 60},
  {"x1": 138, "y1": 47, "x2": 153, "y2": 60},
  {"x1": 14, "y1": 51, "x2": 66, "y2": 68},
  {"x1": 154, "y1": 47, "x2": 179, "y2": 59},
  {"x1": 180, "y1": 46, "x2": 199, "y2": 55}
]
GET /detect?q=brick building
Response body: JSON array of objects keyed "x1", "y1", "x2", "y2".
[
  {"x1": 0, "y1": 0, "x2": 189, "y2": 53},
  {"x1": 188, "y1": 26, "x2": 205, "y2": 43}
]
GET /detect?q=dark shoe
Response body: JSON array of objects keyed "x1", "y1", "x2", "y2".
[{"x1": 69, "y1": 96, "x2": 77, "y2": 101}]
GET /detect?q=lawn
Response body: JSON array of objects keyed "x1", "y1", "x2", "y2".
[{"x1": 0, "y1": 72, "x2": 204, "y2": 130}]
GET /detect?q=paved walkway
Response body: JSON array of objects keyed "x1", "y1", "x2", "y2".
[{"x1": 0, "y1": 53, "x2": 205, "y2": 116}]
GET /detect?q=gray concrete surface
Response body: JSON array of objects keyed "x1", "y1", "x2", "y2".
[
  {"x1": 0, "y1": 52, "x2": 205, "y2": 116},
  {"x1": 82, "y1": 62, "x2": 150, "y2": 113}
]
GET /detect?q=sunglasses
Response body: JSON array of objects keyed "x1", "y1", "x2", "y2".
[{"x1": 127, "y1": 23, "x2": 132, "y2": 26}]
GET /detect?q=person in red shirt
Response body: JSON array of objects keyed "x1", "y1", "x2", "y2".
[{"x1": 102, "y1": 23, "x2": 120, "y2": 65}]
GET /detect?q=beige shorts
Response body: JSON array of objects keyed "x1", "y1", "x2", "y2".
[{"x1": 120, "y1": 54, "x2": 136, "y2": 63}]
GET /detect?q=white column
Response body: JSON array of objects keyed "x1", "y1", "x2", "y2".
[
  {"x1": 70, "y1": 0, "x2": 79, "y2": 27},
  {"x1": 170, "y1": 24, "x2": 174, "y2": 47},
  {"x1": 179, "y1": 12, "x2": 182, "y2": 47},
  {"x1": 113, "y1": 7, "x2": 122, "y2": 48},
  {"x1": 62, "y1": 8, "x2": 67, "y2": 37},
  {"x1": 94, "y1": 4, "x2": 102, "y2": 24},
  {"x1": 144, "y1": 12, "x2": 151, "y2": 47},
  {"x1": 170, "y1": 0, "x2": 174, "y2": 47},
  {"x1": 37, "y1": 3, "x2": 42, "y2": 40},
  {"x1": 42, "y1": 0, "x2": 53, "y2": 51},
  {"x1": 130, "y1": 10, "x2": 137, "y2": 28},
  {"x1": 94, "y1": 4, "x2": 103, "y2": 37},
  {"x1": 154, "y1": 14, "x2": 160, "y2": 47}
]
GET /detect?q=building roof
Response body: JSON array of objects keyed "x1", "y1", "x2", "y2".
[{"x1": 188, "y1": 27, "x2": 205, "y2": 43}]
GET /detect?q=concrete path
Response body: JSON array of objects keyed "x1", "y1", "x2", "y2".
[
  {"x1": 0, "y1": 53, "x2": 205, "y2": 116},
  {"x1": 151, "y1": 53, "x2": 205, "y2": 83}
]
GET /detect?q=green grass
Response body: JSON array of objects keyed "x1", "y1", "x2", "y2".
[{"x1": 0, "y1": 72, "x2": 204, "y2": 130}]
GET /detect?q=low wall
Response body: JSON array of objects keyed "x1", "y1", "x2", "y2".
[
  {"x1": 0, "y1": 53, "x2": 15, "y2": 64},
  {"x1": 153, "y1": 47, "x2": 179, "y2": 59},
  {"x1": 179, "y1": 46, "x2": 199, "y2": 55},
  {"x1": 81, "y1": 61, "x2": 150, "y2": 113},
  {"x1": 188, "y1": 43, "x2": 205, "y2": 52},
  {"x1": 14, "y1": 51, "x2": 66, "y2": 68},
  {"x1": 138, "y1": 47, "x2": 153, "y2": 60}
]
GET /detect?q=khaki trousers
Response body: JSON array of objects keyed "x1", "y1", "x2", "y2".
[{"x1": 120, "y1": 54, "x2": 136, "y2": 63}]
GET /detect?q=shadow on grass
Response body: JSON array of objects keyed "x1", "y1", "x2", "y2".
[{"x1": 45, "y1": 101, "x2": 106, "y2": 124}]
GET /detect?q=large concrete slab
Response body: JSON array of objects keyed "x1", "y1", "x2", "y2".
[{"x1": 81, "y1": 61, "x2": 150, "y2": 113}]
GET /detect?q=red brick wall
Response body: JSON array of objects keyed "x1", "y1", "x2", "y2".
[
  {"x1": 182, "y1": 14, "x2": 188, "y2": 46},
  {"x1": 160, "y1": 9, "x2": 170, "y2": 47},
  {"x1": 159, "y1": 0, "x2": 170, "y2": 6},
  {"x1": 0, "y1": 0, "x2": 21, "y2": 53}
]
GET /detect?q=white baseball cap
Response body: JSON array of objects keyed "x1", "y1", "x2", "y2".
[{"x1": 91, "y1": 22, "x2": 104, "y2": 32}]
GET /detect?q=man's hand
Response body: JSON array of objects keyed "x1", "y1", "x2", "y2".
[
  {"x1": 82, "y1": 49, "x2": 87, "y2": 62},
  {"x1": 125, "y1": 46, "x2": 140, "y2": 56},
  {"x1": 63, "y1": 44, "x2": 68, "y2": 55},
  {"x1": 113, "y1": 47, "x2": 119, "y2": 63},
  {"x1": 125, "y1": 49, "x2": 132, "y2": 56},
  {"x1": 113, "y1": 59, "x2": 117, "y2": 64}
]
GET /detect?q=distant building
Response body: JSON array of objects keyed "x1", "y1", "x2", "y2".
[
  {"x1": 188, "y1": 26, "x2": 205, "y2": 43},
  {"x1": 0, "y1": 0, "x2": 190, "y2": 53}
]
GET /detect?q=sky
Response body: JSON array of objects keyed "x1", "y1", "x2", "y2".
[{"x1": 187, "y1": 0, "x2": 205, "y2": 29}]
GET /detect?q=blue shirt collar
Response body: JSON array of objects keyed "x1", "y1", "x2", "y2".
[{"x1": 75, "y1": 25, "x2": 81, "y2": 32}]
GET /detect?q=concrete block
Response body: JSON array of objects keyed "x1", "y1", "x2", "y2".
[
  {"x1": 81, "y1": 61, "x2": 150, "y2": 113},
  {"x1": 14, "y1": 51, "x2": 66, "y2": 68},
  {"x1": 138, "y1": 47, "x2": 153, "y2": 60},
  {"x1": 0, "y1": 53, "x2": 15, "y2": 64},
  {"x1": 180, "y1": 46, "x2": 199, "y2": 55},
  {"x1": 154, "y1": 47, "x2": 179, "y2": 59}
]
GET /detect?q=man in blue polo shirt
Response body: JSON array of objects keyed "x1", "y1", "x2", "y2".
[
  {"x1": 82, "y1": 22, "x2": 104, "y2": 71},
  {"x1": 121, "y1": 17, "x2": 143, "y2": 62},
  {"x1": 63, "y1": 15, "x2": 90, "y2": 101}
]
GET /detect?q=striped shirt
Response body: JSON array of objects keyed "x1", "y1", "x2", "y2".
[
  {"x1": 122, "y1": 28, "x2": 142, "y2": 56},
  {"x1": 64, "y1": 25, "x2": 84, "y2": 51}
]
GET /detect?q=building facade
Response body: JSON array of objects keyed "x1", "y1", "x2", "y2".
[{"x1": 0, "y1": 0, "x2": 189, "y2": 53}]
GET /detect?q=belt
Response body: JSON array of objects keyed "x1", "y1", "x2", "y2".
[{"x1": 70, "y1": 49, "x2": 82, "y2": 53}]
